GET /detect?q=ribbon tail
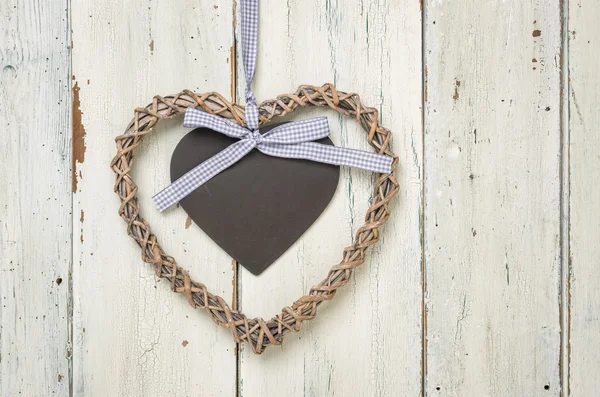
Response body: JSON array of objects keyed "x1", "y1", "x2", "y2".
[
  {"x1": 258, "y1": 142, "x2": 393, "y2": 174},
  {"x1": 153, "y1": 140, "x2": 256, "y2": 212}
]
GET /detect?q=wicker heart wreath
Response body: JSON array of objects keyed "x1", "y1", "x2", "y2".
[{"x1": 110, "y1": 83, "x2": 399, "y2": 354}]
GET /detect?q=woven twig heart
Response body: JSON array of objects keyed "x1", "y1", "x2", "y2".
[{"x1": 111, "y1": 84, "x2": 399, "y2": 354}]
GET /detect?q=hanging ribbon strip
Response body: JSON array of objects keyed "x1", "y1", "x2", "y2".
[{"x1": 153, "y1": 0, "x2": 393, "y2": 212}]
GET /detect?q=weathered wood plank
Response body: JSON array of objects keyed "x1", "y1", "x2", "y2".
[
  {"x1": 70, "y1": 1, "x2": 237, "y2": 395},
  {"x1": 0, "y1": 1, "x2": 71, "y2": 395},
  {"x1": 567, "y1": 1, "x2": 600, "y2": 395},
  {"x1": 237, "y1": 1, "x2": 423, "y2": 396},
  {"x1": 423, "y1": 1, "x2": 562, "y2": 396}
]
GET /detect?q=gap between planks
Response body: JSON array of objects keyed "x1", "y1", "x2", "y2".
[
  {"x1": 559, "y1": 0, "x2": 571, "y2": 395},
  {"x1": 420, "y1": 1, "x2": 428, "y2": 396}
]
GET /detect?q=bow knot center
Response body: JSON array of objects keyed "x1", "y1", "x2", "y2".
[{"x1": 248, "y1": 130, "x2": 263, "y2": 145}]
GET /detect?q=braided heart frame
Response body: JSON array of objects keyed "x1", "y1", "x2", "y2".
[{"x1": 110, "y1": 83, "x2": 399, "y2": 354}]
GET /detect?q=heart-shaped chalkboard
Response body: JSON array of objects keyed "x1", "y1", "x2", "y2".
[{"x1": 171, "y1": 122, "x2": 340, "y2": 275}]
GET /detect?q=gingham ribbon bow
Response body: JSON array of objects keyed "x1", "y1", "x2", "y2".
[{"x1": 153, "y1": 0, "x2": 393, "y2": 212}]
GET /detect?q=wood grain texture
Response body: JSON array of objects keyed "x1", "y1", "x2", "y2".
[
  {"x1": 70, "y1": 1, "x2": 236, "y2": 395},
  {"x1": 568, "y1": 1, "x2": 600, "y2": 395},
  {"x1": 424, "y1": 1, "x2": 563, "y2": 396},
  {"x1": 4, "y1": 0, "x2": 600, "y2": 395},
  {"x1": 0, "y1": 1, "x2": 71, "y2": 395},
  {"x1": 236, "y1": 1, "x2": 423, "y2": 396}
]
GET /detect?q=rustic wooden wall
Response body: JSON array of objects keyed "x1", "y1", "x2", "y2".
[
  {"x1": 1, "y1": 0, "x2": 72, "y2": 395},
  {"x1": 424, "y1": 1, "x2": 562, "y2": 395},
  {"x1": 1, "y1": 0, "x2": 598, "y2": 396}
]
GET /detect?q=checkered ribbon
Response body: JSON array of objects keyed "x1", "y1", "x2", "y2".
[
  {"x1": 152, "y1": 0, "x2": 393, "y2": 212},
  {"x1": 240, "y1": 0, "x2": 259, "y2": 130}
]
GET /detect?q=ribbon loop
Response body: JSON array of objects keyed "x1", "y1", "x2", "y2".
[
  {"x1": 240, "y1": 0, "x2": 258, "y2": 89},
  {"x1": 184, "y1": 107, "x2": 248, "y2": 139},
  {"x1": 262, "y1": 117, "x2": 330, "y2": 144},
  {"x1": 240, "y1": 0, "x2": 259, "y2": 130}
]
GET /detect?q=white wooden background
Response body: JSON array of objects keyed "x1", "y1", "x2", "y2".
[{"x1": 1, "y1": 0, "x2": 598, "y2": 396}]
